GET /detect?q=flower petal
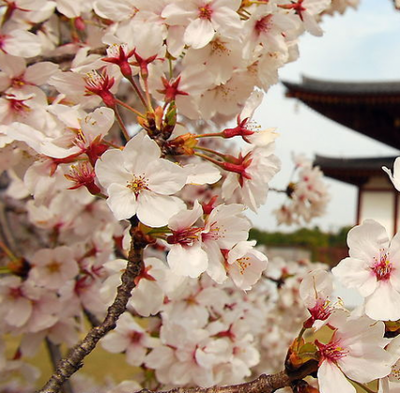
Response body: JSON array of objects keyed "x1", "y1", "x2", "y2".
[
  {"x1": 146, "y1": 159, "x2": 186, "y2": 195},
  {"x1": 95, "y1": 149, "x2": 131, "y2": 189},
  {"x1": 137, "y1": 191, "x2": 185, "y2": 227},
  {"x1": 107, "y1": 183, "x2": 138, "y2": 220},
  {"x1": 318, "y1": 361, "x2": 355, "y2": 393}
]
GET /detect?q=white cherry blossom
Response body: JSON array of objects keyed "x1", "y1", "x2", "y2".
[
  {"x1": 95, "y1": 132, "x2": 187, "y2": 226},
  {"x1": 162, "y1": 0, "x2": 242, "y2": 50},
  {"x1": 332, "y1": 219, "x2": 400, "y2": 321},
  {"x1": 225, "y1": 240, "x2": 268, "y2": 290},
  {"x1": 317, "y1": 315, "x2": 393, "y2": 393}
]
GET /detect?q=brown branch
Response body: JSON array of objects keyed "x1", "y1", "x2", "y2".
[
  {"x1": 37, "y1": 224, "x2": 146, "y2": 393},
  {"x1": 45, "y1": 338, "x2": 75, "y2": 393},
  {"x1": 137, "y1": 360, "x2": 318, "y2": 393},
  {"x1": 148, "y1": 372, "x2": 291, "y2": 393}
]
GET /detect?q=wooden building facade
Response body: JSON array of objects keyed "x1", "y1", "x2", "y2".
[{"x1": 283, "y1": 77, "x2": 400, "y2": 236}]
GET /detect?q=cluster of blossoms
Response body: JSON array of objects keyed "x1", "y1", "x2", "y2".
[
  {"x1": 274, "y1": 154, "x2": 329, "y2": 226},
  {"x1": 14, "y1": 1, "x2": 400, "y2": 393}
]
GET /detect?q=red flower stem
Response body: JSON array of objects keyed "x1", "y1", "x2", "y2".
[
  {"x1": 194, "y1": 151, "x2": 223, "y2": 167},
  {"x1": 193, "y1": 145, "x2": 229, "y2": 160},
  {"x1": 143, "y1": 78, "x2": 154, "y2": 113},
  {"x1": 114, "y1": 98, "x2": 145, "y2": 118},
  {"x1": 114, "y1": 105, "x2": 131, "y2": 142},
  {"x1": 195, "y1": 132, "x2": 223, "y2": 139},
  {"x1": 126, "y1": 74, "x2": 148, "y2": 109}
]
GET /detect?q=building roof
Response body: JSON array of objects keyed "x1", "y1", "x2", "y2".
[
  {"x1": 283, "y1": 76, "x2": 400, "y2": 149},
  {"x1": 314, "y1": 155, "x2": 397, "y2": 186}
]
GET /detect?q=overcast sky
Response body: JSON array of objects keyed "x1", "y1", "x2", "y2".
[{"x1": 248, "y1": 0, "x2": 400, "y2": 233}]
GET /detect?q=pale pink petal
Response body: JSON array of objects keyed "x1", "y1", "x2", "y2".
[
  {"x1": 212, "y1": 8, "x2": 242, "y2": 37},
  {"x1": 364, "y1": 281, "x2": 400, "y2": 321},
  {"x1": 184, "y1": 18, "x2": 215, "y2": 49},
  {"x1": 126, "y1": 345, "x2": 147, "y2": 366},
  {"x1": 146, "y1": 159, "x2": 186, "y2": 195},
  {"x1": 56, "y1": 0, "x2": 81, "y2": 17},
  {"x1": 0, "y1": 53, "x2": 25, "y2": 78},
  {"x1": 161, "y1": 2, "x2": 197, "y2": 25},
  {"x1": 25, "y1": 62, "x2": 59, "y2": 85},
  {"x1": 318, "y1": 361, "x2": 356, "y2": 393},
  {"x1": 332, "y1": 257, "x2": 377, "y2": 297},
  {"x1": 167, "y1": 243, "x2": 208, "y2": 278},
  {"x1": 123, "y1": 133, "x2": 160, "y2": 173},
  {"x1": 168, "y1": 200, "x2": 203, "y2": 230},
  {"x1": 101, "y1": 333, "x2": 131, "y2": 353},
  {"x1": 129, "y1": 280, "x2": 164, "y2": 317},
  {"x1": 4, "y1": 30, "x2": 41, "y2": 58},
  {"x1": 107, "y1": 183, "x2": 138, "y2": 220},
  {"x1": 7, "y1": 297, "x2": 32, "y2": 327},
  {"x1": 339, "y1": 347, "x2": 393, "y2": 383},
  {"x1": 185, "y1": 163, "x2": 221, "y2": 185},
  {"x1": 347, "y1": 220, "x2": 389, "y2": 261},
  {"x1": 95, "y1": 150, "x2": 132, "y2": 189},
  {"x1": 137, "y1": 191, "x2": 184, "y2": 227}
]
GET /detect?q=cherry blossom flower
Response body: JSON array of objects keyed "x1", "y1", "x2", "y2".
[
  {"x1": 162, "y1": 0, "x2": 242, "y2": 50},
  {"x1": 242, "y1": 4, "x2": 298, "y2": 59},
  {"x1": 0, "y1": 29, "x2": 42, "y2": 58},
  {"x1": 0, "y1": 276, "x2": 39, "y2": 328},
  {"x1": 222, "y1": 90, "x2": 278, "y2": 146},
  {"x1": 298, "y1": 269, "x2": 346, "y2": 329},
  {"x1": 317, "y1": 315, "x2": 393, "y2": 393},
  {"x1": 332, "y1": 219, "x2": 400, "y2": 321},
  {"x1": 101, "y1": 313, "x2": 159, "y2": 366},
  {"x1": 225, "y1": 240, "x2": 268, "y2": 290},
  {"x1": 279, "y1": 0, "x2": 331, "y2": 36},
  {"x1": 29, "y1": 246, "x2": 79, "y2": 290},
  {"x1": 221, "y1": 144, "x2": 281, "y2": 212},
  {"x1": 95, "y1": 132, "x2": 187, "y2": 226},
  {"x1": 0, "y1": 53, "x2": 58, "y2": 93},
  {"x1": 201, "y1": 203, "x2": 251, "y2": 283},
  {"x1": 167, "y1": 200, "x2": 208, "y2": 278}
]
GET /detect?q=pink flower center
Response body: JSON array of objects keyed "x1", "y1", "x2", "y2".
[
  {"x1": 7, "y1": 95, "x2": 31, "y2": 114},
  {"x1": 11, "y1": 75, "x2": 27, "y2": 89},
  {"x1": 255, "y1": 15, "x2": 273, "y2": 34},
  {"x1": 317, "y1": 340, "x2": 347, "y2": 364},
  {"x1": 127, "y1": 175, "x2": 149, "y2": 195},
  {"x1": 309, "y1": 298, "x2": 331, "y2": 320},
  {"x1": 129, "y1": 330, "x2": 143, "y2": 344},
  {"x1": 167, "y1": 227, "x2": 203, "y2": 246},
  {"x1": 371, "y1": 252, "x2": 392, "y2": 281},
  {"x1": 85, "y1": 70, "x2": 116, "y2": 107},
  {"x1": 198, "y1": 4, "x2": 213, "y2": 20},
  {"x1": 8, "y1": 286, "x2": 23, "y2": 299}
]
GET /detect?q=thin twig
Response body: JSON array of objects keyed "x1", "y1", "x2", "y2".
[{"x1": 37, "y1": 225, "x2": 145, "y2": 393}]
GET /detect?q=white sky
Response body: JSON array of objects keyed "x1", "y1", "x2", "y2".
[{"x1": 248, "y1": 0, "x2": 400, "y2": 233}]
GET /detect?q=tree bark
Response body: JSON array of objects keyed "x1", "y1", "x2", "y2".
[{"x1": 37, "y1": 225, "x2": 145, "y2": 393}]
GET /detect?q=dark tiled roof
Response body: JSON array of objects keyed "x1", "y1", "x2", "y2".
[
  {"x1": 283, "y1": 76, "x2": 400, "y2": 95},
  {"x1": 283, "y1": 76, "x2": 400, "y2": 149},
  {"x1": 314, "y1": 155, "x2": 399, "y2": 186}
]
